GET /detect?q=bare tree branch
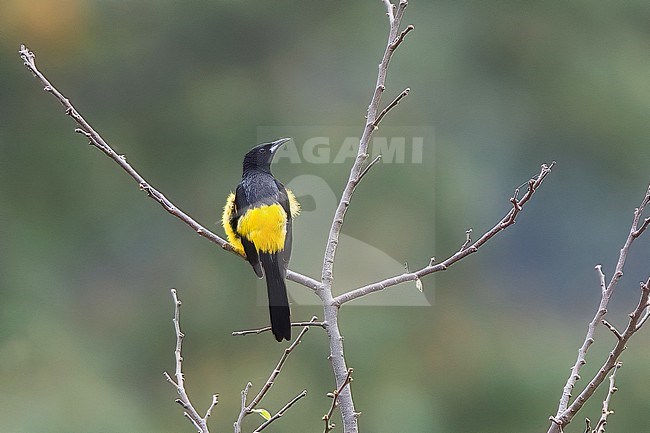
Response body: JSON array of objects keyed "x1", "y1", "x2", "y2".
[
  {"x1": 315, "y1": 3, "x2": 412, "y2": 432},
  {"x1": 17, "y1": 44, "x2": 321, "y2": 293},
  {"x1": 320, "y1": 0, "x2": 412, "y2": 290},
  {"x1": 334, "y1": 162, "x2": 555, "y2": 306},
  {"x1": 547, "y1": 184, "x2": 650, "y2": 433},
  {"x1": 164, "y1": 289, "x2": 217, "y2": 433},
  {"x1": 233, "y1": 320, "x2": 313, "y2": 433},
  {"x1": 287, "y1": 270, "x2": 321, "y2": 292},
  {"x1": 548, "y1": 279, "x2": 650, "y2": 433}
]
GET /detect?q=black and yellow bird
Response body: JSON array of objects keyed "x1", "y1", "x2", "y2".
[{"x1": 222, "y1": 138, "x2": 300, "y2": 341}]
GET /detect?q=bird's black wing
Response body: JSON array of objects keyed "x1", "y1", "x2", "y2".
[
  {"x1": 234, "y1": 183, "x2": 263, "y2": 278},
  {"x1": 274, "y1": 179, "x2": 293, "y2": 275}
]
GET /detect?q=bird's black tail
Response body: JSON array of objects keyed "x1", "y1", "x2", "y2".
[{"x1": 260, "y1": 253, "x2": 291, "y2": 341}]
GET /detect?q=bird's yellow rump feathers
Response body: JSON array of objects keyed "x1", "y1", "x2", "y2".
[
  {"x1": 222, "y1": 192, "x2": 245, "y2": 255},
  {"x1": 287, "y1": 190, "x2": 301, "y2": 218}
]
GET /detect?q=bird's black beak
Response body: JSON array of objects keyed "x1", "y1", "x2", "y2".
[{"x1": 269, "y1": 137, "x2": 291, "y2": 153}]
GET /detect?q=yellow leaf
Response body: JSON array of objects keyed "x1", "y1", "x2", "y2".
[{"x1": 253, "y1": 408, "x2": 272, "y2": 421}]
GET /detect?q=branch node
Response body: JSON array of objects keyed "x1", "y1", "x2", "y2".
[
  {"x1": 357, "y1": 154, "x2": 383, "y2": 183},
  {"x1": 74, "y1": 128, "x2": 91, "y2": 138},
  {"x1": 164, "y1": 289, "x2": 216, "y2": 433},
  {"x1": 373, "y1": 87, "x2": 410, "y2": 129},
  {"x1": 389, "y1": 24, "x2": 414, "y2": 50}
]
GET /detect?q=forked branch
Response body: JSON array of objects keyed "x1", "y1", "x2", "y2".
[
  {"x1": 372, "y1": 87, "x2": 410, "y2": 128},
  {"x1": 233, "y1": 320, "x2": 314, "y2": 433},
  {"x1": 315, "y1": 2, "x2": 414, "y2": 433},
  {"x1": 547, "y1": 183, "x2": 650, "y2": 433},
  {"x1": 334, "y1": 161, "x2": 555, "y2": 306},
  {"x1": 164, "y1": 289, "x2": 218, "y2": 433},
  {"x1": 320, "y1": 0, "x2": 412, "y2": 289}
]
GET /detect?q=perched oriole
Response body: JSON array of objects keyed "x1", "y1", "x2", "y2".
[{"x1": 222, "y1": 138, "x2": 300, "y2": 341}]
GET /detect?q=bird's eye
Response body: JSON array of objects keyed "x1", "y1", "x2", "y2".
[{"x1": 259, "y1": 148, "x2": 265, "y2": 153}]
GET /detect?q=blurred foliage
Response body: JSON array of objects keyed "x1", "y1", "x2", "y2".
[{"x1": 2, "y1": 1, "x2": 650, "y2": 432}]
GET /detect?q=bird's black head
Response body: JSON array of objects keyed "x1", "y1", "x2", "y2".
[{"x1": 242, "y1": 138, "x2": 291, "y2": 174}]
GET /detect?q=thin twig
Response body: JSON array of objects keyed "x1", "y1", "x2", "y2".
[
  {"x1": 593, "y1": 362, "x2": 621, "y2": 433},
  {"x1": 372, "y1": 87, "x2": 410, "y2": 129},
  {"x1": 595, "y1": 265, "x2": 607, "y2": 294},
  {"x1": 334, "y1": 162, "x2": 555, "y2": 306},
  {"x1": 248, "y1": 324, "x2": 310, "y2": 407},
  {"x1": 357, "y1": 154, "x2": 383, "y2": 183},
  {"x1": 253, "y1": 390, "x2": 308, "y2": 433},
  {"x1": 635, "y1": 306, "x2": 650, "y2": 331},
  {"x1": 204, "y1": 394, "x2": 220, "y2": 422},
  {"x1": 163, "y1": 289, "x2": 216, "y2": 433},
  {"x1": 234, "y1": 320, "x2": 314, "y2": 433},
  {"x1": 235, "y1": 382, "x2": 253, "y2": 433},
  {"x1": 601, "y1": 320, "x2": 622, "y2": 341},
  {"x1": 232, "y1": 317, "x2": 325, "y2": 336},
  {"x1": 394, "y1": 0, "x2": 409, "y2": 30},
  {"x1": 323, "y1": 368, "x2": 354, "y2": 433},
  {"x1": 460, "y1": 228, "x2": 473, "y2": 251},
  {"x1": 18, "y1": 44, "x2": 321, "y2": 293}
]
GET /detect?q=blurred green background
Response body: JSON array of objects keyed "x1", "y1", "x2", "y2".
[{"x1": 2, "y1": 1, "x2": 650, "y2": 432}]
